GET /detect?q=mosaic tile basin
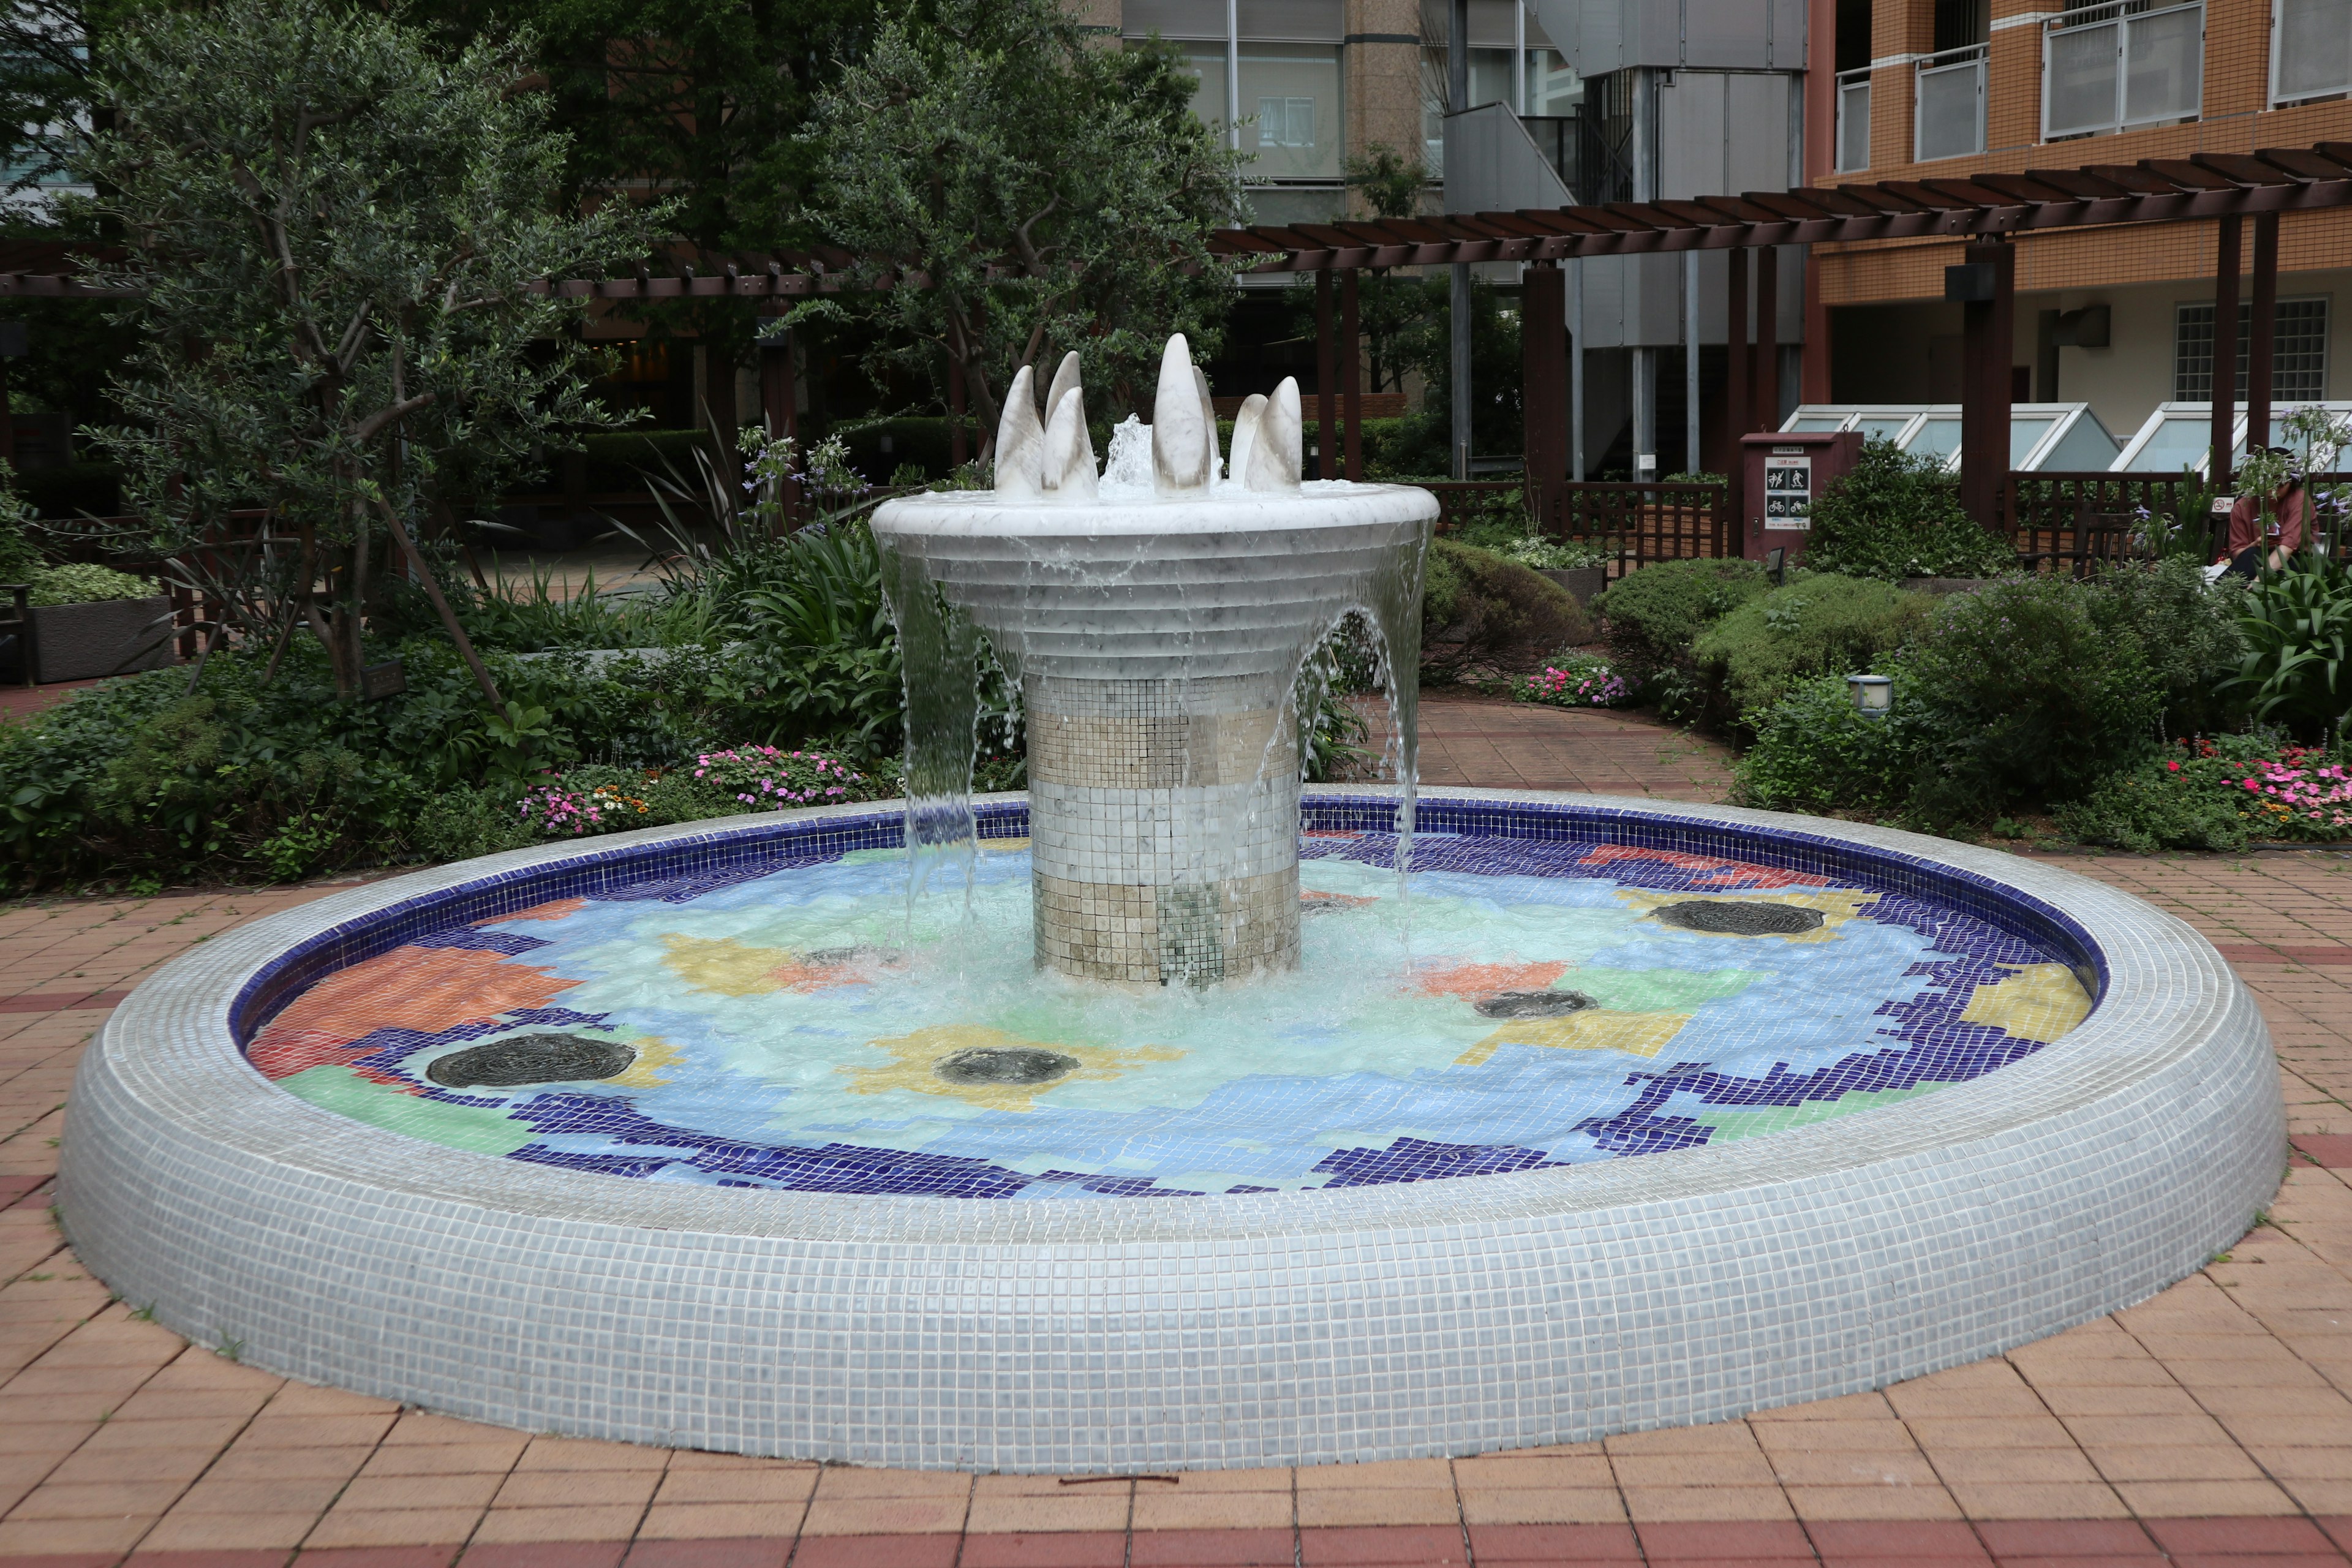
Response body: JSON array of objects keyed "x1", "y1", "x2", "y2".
[{"x1": 60, "y1": 790, "x2": 2284, "y2": 1471}]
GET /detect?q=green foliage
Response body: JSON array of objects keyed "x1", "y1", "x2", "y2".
[
  {"x1": 68, "y1": 0, "x2": 665, "y2": 699},
  {"x1": 2095, "y1": 557, "x2": 2247, "y2": 737},
  {"x1": 1901, "y1": 576, "x2": 2162, "y2": 824},
  {"x1": 1421, "y1": 539, "x2": 1591, "y2": 677},
  {"x1": 1732, "y1": 671, "x2": 1916, "y2": 815},
  {"x1": 801, "y1": 0, "x2": 1244, "y2": 428},
  {"x1": 2223, "y1": 552, "x2": 2352, "y2": 741},
  {"x1": 1591, "y1": 557, "x2": 1770, "y2": 695},
  {"x1": 26, "y1": 562, "x2": 158, "y2": 606},
  {"x1": 1691, "y1": 575, "x2": 1936, "y2": 731},
  {"x1": 1802, "y1": 438, "x2": 2013, "y2": 581},
  {"x1": 1343, "y1": 140, "x2": 1424, "y2": 220}
]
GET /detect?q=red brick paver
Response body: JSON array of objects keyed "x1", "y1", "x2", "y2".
[{"x1": 7, "y1": 829, "x2": 2352, "y2": 1562}]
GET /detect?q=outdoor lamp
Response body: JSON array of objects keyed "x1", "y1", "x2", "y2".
[{"x1": 1848, "y1": 674, "x2": 1893, "y2": 720}]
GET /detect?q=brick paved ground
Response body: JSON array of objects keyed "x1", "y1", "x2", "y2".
[{"x1": 10, "y1": 716, "x2": 2352, "y2": 1564}]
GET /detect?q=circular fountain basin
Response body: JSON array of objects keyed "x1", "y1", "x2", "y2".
[{"x1": 61, "y1": 790, "x2": 2282, "y2": 1471}]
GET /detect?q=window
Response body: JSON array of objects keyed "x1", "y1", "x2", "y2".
[
  {"x1": 1257, "y1": 96, "x2": 1314, "y2": 146},
  {"x1": 2174, "y1": 298, "x2": 2331, "y2": 401},
  {"x1": 1835, "y1": 68, "x2": 1871, "y2": 171},
  {"x1": 1914, "y1": 45, "x2": 1986, "y2": 161},
  {"x1": 2273, "y1": 0, "x2": 2352, "y2": 105},
  {"x1": 1245, "y1": 45, "x2": 1341, "y2": 177},
  {"x1": 2042, "y1": 0, "x2": 2203, "y2": 141}
]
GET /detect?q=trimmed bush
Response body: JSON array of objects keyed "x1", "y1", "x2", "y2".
[
  {"x1": 1901, "y1": 575, "x2": 2162, "y2": 824},
  {"x1": 1589, "y1": 557, "x2": 1769, "y2": 693},
  {"x1": 1732, "y1": 671, "x2": 1915, "y2": 815},
  {"x1": 1802, "y1": 437, "x2": 2013, "y2": 581},
  {"x1": 1421, "y1": 538, "x2": 1591, "y2": 676},
  {"x1": 1691, "y1": 574, "x2": 1935, "y2": 731}
]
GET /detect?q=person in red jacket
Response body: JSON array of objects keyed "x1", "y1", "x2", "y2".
[{"x1": 2217, "y1": 451, "x2": 2307, "y2": 576}]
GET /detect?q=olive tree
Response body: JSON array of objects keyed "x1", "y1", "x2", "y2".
[
  {"x1": 800, "y1": 0, "x2": 1246, "y2": 439},
  {"x1": 73, "y1": 0, "x2": 662, "y2": 701}
]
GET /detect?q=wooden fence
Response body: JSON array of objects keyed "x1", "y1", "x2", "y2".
[{"x1": 2005, "y1": 472, "x2": 2352, "y2": 573}]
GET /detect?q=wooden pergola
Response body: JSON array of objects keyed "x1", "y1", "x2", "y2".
[
  {"x1": 6, "y1": 140, "x2": 2347, "y2": 532},
  {"x1": 1199, "y1": 140, "x2": 2352, "y2": 530}
]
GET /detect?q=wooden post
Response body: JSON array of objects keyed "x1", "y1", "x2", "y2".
[
  {"x1": 1959, "y1": 236, "x2": 2015, "y2": 530},
  {"x1": 1754, "y1": 246, "x2": 1780, "y2": 434},
  {"x1": 949, "y1": 352, "x2": 967, "y2": 469},
  {"x1": 1341, "y1": 270, "x2": 1363, "y2": 481},
  {"x1": 2211, "y1": 214, "x2": 2241, "y2": 488},
  {"x1": 1727, "y1": 247, "x2": 1750, "y2": 533},
  {"x1": 759, "y1": 325, "x2": 799, "y2": 529},
  {"x1": 1316, "y1": 268, "x2": 1337, "y2": 481},
  {"x1": 1520, "y1": 262, "x2": 1567, "y2": 505},
  {"x1": 2249, "y1": 211, "x2": 2279, "y2": 458}
]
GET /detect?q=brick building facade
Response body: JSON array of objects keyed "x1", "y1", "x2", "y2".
[{"x1": 1812, "y1": 0, "x2": 2352, "y2": 445}]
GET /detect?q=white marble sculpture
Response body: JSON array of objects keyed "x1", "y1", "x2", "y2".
[{"x1": 875, "y1": 335, "x2": 1436, "y2": 986}]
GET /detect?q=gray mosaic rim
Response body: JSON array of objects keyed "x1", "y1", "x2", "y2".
[{"x1": 59, "y1": 790, "x2": 2285, "y2": 1472}]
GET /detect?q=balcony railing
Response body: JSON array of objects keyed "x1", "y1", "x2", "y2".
[
  {"x1": 2043, "y1": 0, "x2": 2203, "y2": 141},
  {"x1": 1835, "y1": 67, "x2": 1871, "y2": 172},
  {"x1": 1914, "y1": 45, "x2": 1986, "y2": 163},
  {"x1": 2272, "y1": 0, "x2": 2352, "y2": 106}
]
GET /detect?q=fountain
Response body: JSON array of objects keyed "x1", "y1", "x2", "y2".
[
  {"x1": 56, "y1": 336, "x2": 2283, "y2": 1472},
  {"x1": 872, "y1": 339, "x2": 1432, "y2": 985}
]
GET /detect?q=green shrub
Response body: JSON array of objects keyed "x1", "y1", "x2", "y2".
[
  {"x1": 1803, "y1": 438, "x2": 2013, "y2": 581},
  {"x1": 1691, "y1": 574, "x2": 1934, "y2": 731},
  {"x1": 1590, "y1": 557, "x2": 1769, "y2": 689},
  {"x1": 1421, "y1": 538, "x2": 1591, "y2": 676},
  {"x1": 28, "y1": 561, "x2": 159, "y2": 606},
  {"x1": 2092, "y1": 556, "x2": 2247, "y2": 737},
  {"x1": 834, "y1": 417, "x2": 953, "y2": 484},
  {"x1": 1902, "y1": 575, "x2": 2161, "y2": 824},
  {"x1": 1732, "y1": 671, "x2": 1917, "y2": 815}
]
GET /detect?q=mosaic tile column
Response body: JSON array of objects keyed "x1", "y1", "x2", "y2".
[{"x1": 1025, "y1": 673, "x2": 1299, "y2": 986}]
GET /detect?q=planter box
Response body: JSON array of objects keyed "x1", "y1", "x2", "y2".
[
  {"x1": 1537, "y1": 566, "x2": 1608, "y2": 605},
  {"x1": 29, "y1": 597, "x2": 178, "y2": 683},
  {"x1": 1899, "y1": 577, "x2": 1992, "y2": 597}
]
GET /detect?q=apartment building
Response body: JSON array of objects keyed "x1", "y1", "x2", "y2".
[{"x1": 1816, "y1": 0, "x2": 2352, "y2": 448}]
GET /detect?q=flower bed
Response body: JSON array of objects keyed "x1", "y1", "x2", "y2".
[
  {"x1": 2054, "y1": 736, "x2": 2352, "y2": 852},
  {"x1": 692, "y1": 745, "x2": 875, "y2": 809},
  {"x1": 1518, "y1": 652, "x2": 1637, "y2": 709}
]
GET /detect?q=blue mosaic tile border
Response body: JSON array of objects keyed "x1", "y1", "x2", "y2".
[{"x1": 228, "y1": 793, "x2": 2102, "y2": 1050}]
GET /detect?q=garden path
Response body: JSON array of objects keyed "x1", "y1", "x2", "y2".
[{"x1": 7, "y1": 846, "x2": 2352, "y2": 1566}]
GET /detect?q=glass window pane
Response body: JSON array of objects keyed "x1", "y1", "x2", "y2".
[
  {"x1": 1837, "y1": 80, "x2": 1870, "y2": 172},
  {"x1": 1915, "y1": 58, "x2": 1982, "y2": 160},
  {"x1": 2123, "y1": 4, "x2": 2201, "y2": 124},
  {"x1": 1528, "y1": 49, "x2": 1582, "y2": 116},
  {"x1": 1790, "y1": 416, "x2": 1848, "y2": 431},
  {"x1": 1908, "y1": 418, "x2": 1963, "y2": 459},
  {"x1": 1147, "y1": 42, "x2": 1229, "y2": 138},
  {"x1": 1241, "y1": 44, "x2": 1342, "y2": 179},
  {"x1": 1855, "y1": 417, "x2": 1915, "y2": 440},
  {"x1": 2044, "y1": 20, "x2": 2119, "y2": 137},
  {"x1": 2278, "y1": 0, "x2": 2352, "y2": 100},
  {"x1": 2127, "y1": 415, "x2": 2213, "y2": 472},
  {"x1": 2009, "y1": 417, "x2": 2056, "y2": 466}
]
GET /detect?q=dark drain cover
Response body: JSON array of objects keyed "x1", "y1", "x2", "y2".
[
  {"x1": 1653, "y1": 900, "x2": 1824, "y2": 936},
  {"x1": 935, "y1": 1047, "x2": 1080, "y2": 1087},
  {"x1": 425, "y1": 1034, "x2": 636, "y2": 1088},
  {"x1": 1474, "y1": 990, "x2": 1597, "y2": 1019}
]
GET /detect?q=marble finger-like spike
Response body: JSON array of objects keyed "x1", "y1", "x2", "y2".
[
  {"x1": 1194, "y1": 365, "x2": 1221, "y2": 484},
  {"x1": 1227, "y1": 393, "x2": 1267, "y2": 486},
  {"x1": 1245, "y1": 377, "x2": 1304, "y2": 493},
  {"x1": 1152, "y1": 334, "x2": 1211, "y2": 494},
  {"x1": 1041, "y1": 386, "x2": 1099, "y2": 500},
  {"x1": 995, "y1": 363, "x2": 1045, "y2": 498},
  {"x1": 1044, "y1": 351, "x2": 1082, "y2": 431}
]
